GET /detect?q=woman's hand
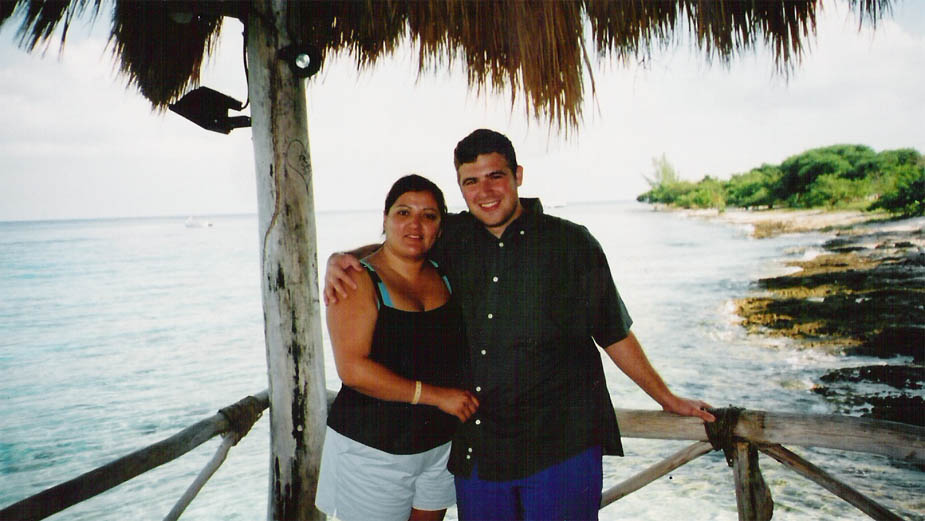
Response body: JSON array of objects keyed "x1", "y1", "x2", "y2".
[{"x1": 426, "y1": 386, "x2": 480, "y2": 422}]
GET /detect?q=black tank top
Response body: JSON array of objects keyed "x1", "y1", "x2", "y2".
[{"x1": 327, "y1": 261, "x2": 469, "y2": 454}]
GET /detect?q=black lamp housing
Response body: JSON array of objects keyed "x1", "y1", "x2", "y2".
[
  {"x1": 168, "y1": 87, "x2": 251, "y2": 134},
  {"x1": 278, "y1": 44, "x2": 322, "y2": 79}
]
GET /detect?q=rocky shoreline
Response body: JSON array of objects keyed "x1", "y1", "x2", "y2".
[{"x1": 685, "y1": 209, "x2": 924, "y2": 426}]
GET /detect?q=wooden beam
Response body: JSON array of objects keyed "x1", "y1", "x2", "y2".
[
  {"x1": 732, "y1": 441, "x2": 773, "y2": 521},
  {"x1": 615, "y1": 409, "x2": 711, "y2": 441},
  {"x1": 600, "y1": 441, "x2": 713, "y2": 508},
  {"x1": 0, "y1": 391, "x2": 268, "y2": 521},
  {"x1": 759, "y1": 444, "x2": 905, "y2": 521},
  {"x1": 736, "y1": 411, "x2": 922, "y2": 463},
  {"x1": 615, "y1": 409, "x2": 924, "y2": 463},
  {"x1": 163, "y1": 434, "x2": 237, "y2": 521}
]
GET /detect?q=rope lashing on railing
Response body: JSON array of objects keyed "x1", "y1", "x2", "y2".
[
  {"x1": 705, "y1": 406, "x2": 774, "y2": 521},
  {"x1": 218, "y1": 393, "x2": 265, "y2": 445},
  {"x1": 704, "y1": 406, "x2": 745, "y2": 466}
]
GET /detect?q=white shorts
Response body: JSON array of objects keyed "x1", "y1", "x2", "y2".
[{"x1": 315, "y1": 427, "x2": 456, "y2": 521}]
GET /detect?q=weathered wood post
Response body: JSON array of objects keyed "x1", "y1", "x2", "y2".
[
  {"x1": 246, "y1": 1, "x2": 327, "y2": 519},
  {"x1": 732, "y1": 441, "x2": 773, "y2": 521}
]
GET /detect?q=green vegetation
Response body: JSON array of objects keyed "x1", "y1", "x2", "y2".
[{"x1": 637, "y1": 145, "x2": 925, "y2": 217}]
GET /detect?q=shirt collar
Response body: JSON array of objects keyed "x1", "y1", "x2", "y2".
[{"x1": 461, "y1": 197, "x2": 544, "y2": 239}]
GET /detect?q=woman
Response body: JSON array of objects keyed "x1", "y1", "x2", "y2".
[{"x1": 315, "y1": 175, "x2": 479, "y2": 521}]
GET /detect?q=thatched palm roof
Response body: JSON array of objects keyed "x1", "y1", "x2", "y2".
[{"x1": 1, "y1": 0, "x2": 890, "y2": 129}]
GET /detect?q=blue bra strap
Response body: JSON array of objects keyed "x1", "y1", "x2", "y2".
[
  {"x1": 378, "y1": 281, "x2": 394, "y2": 308},
  {"x1": 361, "y1": 259, "x2": 451, "y2": 310},
  {"x1": 359, "y1": 260, "x2": 393, "y2": 309},
  {"x1": 429, "y1": 259, "x2": 452, "y2": 293}
]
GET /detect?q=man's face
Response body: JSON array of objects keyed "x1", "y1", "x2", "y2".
[{"x1": 457, "y1": 152, "x2": 523, "y2": 237}]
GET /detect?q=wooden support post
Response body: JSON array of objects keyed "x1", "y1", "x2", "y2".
[
  {"x1": 247, "y1": 2, "x2": 327, "y2": 519},
  {"x1": 759, "y1": 444, "x2": 904, "y2": 521},
  {"x1": 163, "y1": 434, "x2": 236, "y2": 521},
  {"x1": 732, "y1": 441, "x2": 773, "y2": 521}
]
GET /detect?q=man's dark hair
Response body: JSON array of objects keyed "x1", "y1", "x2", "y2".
[
  {"x1": 453, "y1": 129, "x2": 518, "y2": 173},
  {"x1": 383, "y1": 174, "x2": 448, "y2": 221}
]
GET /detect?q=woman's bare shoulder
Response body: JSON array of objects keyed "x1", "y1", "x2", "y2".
[{"x1": 328, "y1": 265, "x2": 376, "y2": 313}]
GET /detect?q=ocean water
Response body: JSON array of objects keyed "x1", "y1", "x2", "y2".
[{"x1": 1, "y1": 202, "x2": 921, "y2": 520}]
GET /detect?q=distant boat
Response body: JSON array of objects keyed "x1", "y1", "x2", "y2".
[{"x1": 184, "y1": 217, "x2": 213, "y2": 228}]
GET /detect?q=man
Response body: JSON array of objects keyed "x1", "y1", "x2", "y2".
[{"x1": 325, "y1": 129, "x2": 714, "y2": 520}]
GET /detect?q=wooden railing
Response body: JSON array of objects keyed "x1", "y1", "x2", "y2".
[
  {"x1": 1, "y1": 391, "x2": 922, "y2": 521},
  {"x1": 608, "y1": 409, "x2": 922, "y2": 520},
  {"x1": 0, "y1": 391, "x2": 272, "y2": 521}
]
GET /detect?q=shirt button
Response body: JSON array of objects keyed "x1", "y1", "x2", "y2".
[
  {"x1": 492, "y1": 276, "x2": 498, "y2": 282},
  {"x1": 498, "y1": 242, "x2": 504, "y2": 248},
  {"x1": 480, "y1": 349, "x2": 487, "y2": 356},
  {"x1": 520, "y1": 230, "x2": 525, "y2": 235},
  {"x1": 475, "y1": 386, "x2": 481, "y2": 392},
  {"x1": 466, "y1": 455, "x2": 471, "y2": 460},
  {"x1": 475, "y1": 419, "x2": 481, "y2": 425},
  {"x1": 468, "y1": 447, "x2": 473, "y2": 453},
  {"x1": 487, "y1": 313, "x2": 493, "y2": 319}
]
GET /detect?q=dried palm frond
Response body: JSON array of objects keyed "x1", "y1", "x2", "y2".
[
  {"x1": 110, "y1": 1, "x2": 224, "y2": 108},
  {"x1": 4, "y1": 0, "x2": 102, "y2": 52},
  {"x1": 0, "y1": 0, "x2": 891, "y2": 129}
]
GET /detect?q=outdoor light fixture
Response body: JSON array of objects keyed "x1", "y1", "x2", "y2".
[
  {"x1": 279, "y1": 44, "x2": 322, "y2": 79},
  {"x1": 168, "y1": 87, "x2": 251, "y2": 135}
]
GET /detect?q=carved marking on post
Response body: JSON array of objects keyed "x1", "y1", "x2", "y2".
[
  {"x1": 261, "y1": 163, "x2": 282, "y2": 265},
  {"x1": 286, "y1": 140, "x2": 313, "y2": 196},
  {"x1": 287, "y1": 140, "x2": 310, "y2": 176}
]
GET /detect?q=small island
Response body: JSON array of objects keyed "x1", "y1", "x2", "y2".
[{"x1": 639, "y1": 144, "x2": 924, "y2": 427}]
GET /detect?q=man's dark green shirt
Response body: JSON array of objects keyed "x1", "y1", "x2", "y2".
[{"x1": 430, "y1": 199, "x2": 633, "y2": 481}]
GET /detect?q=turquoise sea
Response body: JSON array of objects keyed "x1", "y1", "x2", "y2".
[{"x1": 1, "y1": 202, "x2": 921, "y2": 520}]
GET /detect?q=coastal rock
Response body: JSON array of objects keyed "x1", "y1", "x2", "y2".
[
  {"x1": 730, "y1": 212, "x2": 924, "y2": 426},
  {"x1": 813, "y1": 364, "x2": 924, "y2": 426},
  {"x1": 819, "y1": 364, "x2": 923, "y2": 390},
  {"x1": 847, "y1": 326, "x2": 925, "y2": 362}
]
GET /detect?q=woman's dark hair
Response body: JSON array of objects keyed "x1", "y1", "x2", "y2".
[{"x1": 384, "y1": 174, "x2": 448, "y2": 221}]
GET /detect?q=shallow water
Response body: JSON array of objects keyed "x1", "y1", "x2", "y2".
[{"x1": 1, "y1": 202, "x2": 921, "y2": 520}]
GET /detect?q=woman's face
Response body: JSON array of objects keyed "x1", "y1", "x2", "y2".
[{"x1": 383, "y1": 190, "x2": 442, "y2": 259}]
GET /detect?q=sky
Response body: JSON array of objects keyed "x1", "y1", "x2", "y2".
[{"x1": 0, "y1": 1, "x2": 923, "y2": 221}]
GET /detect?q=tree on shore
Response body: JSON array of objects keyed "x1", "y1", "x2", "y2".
[
  {"x1": 639, "y1": 144, "x2": 925, "y2": 217},
  {"x1": 870, "y1": 162, "x2": 925, "y2": 216},
  {"x1": 639, "y1": 154, "x2": 689, "y2": 204}
]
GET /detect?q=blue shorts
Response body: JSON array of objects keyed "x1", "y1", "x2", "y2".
[{"x1": 454, "y1": 446, "x2": 603, "y2": 521}]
